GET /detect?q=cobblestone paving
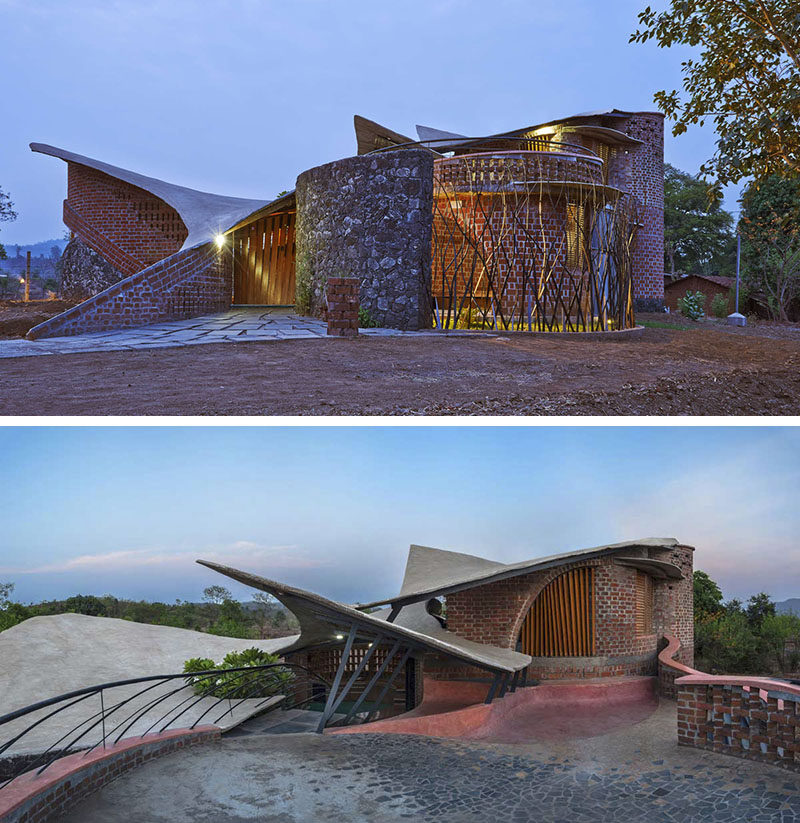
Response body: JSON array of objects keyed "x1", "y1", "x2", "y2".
[
  {"x1": 61, "y1": 704, "x2": 800, "y2": 823},
  {"x1": 0, "y1": 308, "x2": 419, "y2": 358}
]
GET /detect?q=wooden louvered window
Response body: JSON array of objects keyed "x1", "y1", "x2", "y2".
[
  {"x1": 519, "y1": 567, "x2": 595, "y2": 657},
  {"x1": 634, "y1": 571, "x2": 654, "y2": 635}
]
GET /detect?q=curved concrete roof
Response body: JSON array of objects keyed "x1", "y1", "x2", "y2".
[
  {"x1": 30, "y1": 143, "x2": 274, "y2": 251},
  {"x1": 357, "y1": 538, "x2": 682, "y2": 609},
  {"x1": 0, "y1": 613, "x2": 296, "y2": 715},
  {"x1": 197, "y1": 561, "x2": 531, "y2": 674}
]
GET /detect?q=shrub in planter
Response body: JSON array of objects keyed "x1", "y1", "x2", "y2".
[
  {"x1": 677, "y1": 290, "x2": 706, "y2": 320},
  {"x1": 183, "y1": 647, "x2": 294, "y2": 698}
]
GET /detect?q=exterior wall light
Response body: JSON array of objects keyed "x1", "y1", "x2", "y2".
[
  {"x1": 335, "y1": 634, "x2": 344, "y2": 640},
  {"x1": 214, "y1": 233, "x2": 226, "y2": 248}
]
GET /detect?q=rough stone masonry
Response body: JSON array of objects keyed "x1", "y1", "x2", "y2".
[{"x1": 295, "y1": 149, "x2": 434, "y2": 331}]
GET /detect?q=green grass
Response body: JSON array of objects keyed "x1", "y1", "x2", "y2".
[{"x1": 639, "y1": 319, "x2": 690, "y2": 330}]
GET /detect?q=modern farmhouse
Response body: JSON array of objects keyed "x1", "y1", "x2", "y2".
[
  {"x1": 27, "y1": 109, "x2": 665, "y2": 339},
  {"x1": 198, "y1": 536, "x2": 693, "y2": 725}
]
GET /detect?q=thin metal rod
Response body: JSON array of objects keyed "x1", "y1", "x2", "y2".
[
  {"x1": 317, "y1": 625, "x2": 358, "y2": 732},
  {"x1": 485, "y1": 673, "x2": 502, "y2": 704},
  {"x1": 341, "y1": 640, "x2": 402, "y2": 725},
  {"x1": 498, "y1": 673, "x2": 511, "y2": 699},
  {"x1": 365, "y1": 648, "x2": 412, "y2": 721},
  {"x1": 327, "y1": 634, "x2": 384, "y2": 718}
]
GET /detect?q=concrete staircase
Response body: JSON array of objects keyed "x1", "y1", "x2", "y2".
[{"x1": 224, "y1": 708, "x2": 347, "y2": 736}]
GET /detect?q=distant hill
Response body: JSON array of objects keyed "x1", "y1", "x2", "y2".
[
  {"x1": 776, "y1": 599, "x2": 800, "y2": 615},
  {"x1": 1, "y1": 238, "x2": 68, "y2": 259}
]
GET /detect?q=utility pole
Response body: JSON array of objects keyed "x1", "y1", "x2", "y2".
[
  {"x1": 24, "y1": 251, "x2": 30, "y2": 302},
  {"x1": 727, "y1": 231, "x2": 746, "y2": 327}
]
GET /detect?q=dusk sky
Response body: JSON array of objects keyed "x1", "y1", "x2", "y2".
[
  {"x1": 1, "y1": 0, "x2": 739, "y2": 245},
  {"x1": 1, "y1": 426, "x2": 798, "y2": 606}
]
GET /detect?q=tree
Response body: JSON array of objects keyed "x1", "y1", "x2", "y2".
[
  {"x1": 693, "y1": 571, "x2": 724, "y2": 621},
  {"x1": 745, "y1": 591, "x2": 776, "y2": 628},
  {"x1": 0, "y1": 186, "x2": 17, "y2": 260},
  {"x1": 740, "y1": 174, "x2": 800, "y2": 320},
  {"x1": 0, "y1": 582, "x2": 30, "y2": 632},
  {"x1": 664, "y1": 164, "x2": 736, "y2": 276},
  {"x1": 63, "y1": 594, "x2": 107, "y2": 617},
  {"x1": 202, "y1": 585, "x2": 232, "y2": 605},
  {"x1": 631, "y1": 1, "x2": 800, "y2": 184},
  {"x1": 760, "y1": 612, "x2": 800, "y2": 672}
]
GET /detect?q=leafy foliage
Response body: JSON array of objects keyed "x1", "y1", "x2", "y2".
[
  {"x1": 677, "y1": 290, "x2": 706, "y2": 320},
  {"x1": 0, "y1": 186, "x2": 17, "y2": 260},
  {"x1": 693, "y1": 571, "x2": 800, "y2": 675},
  {"x1": 664, "y1": 164, "x2": 735, "y2": 276},
  {"x1": 183, "y1": 647, "x2": 294, "y2": 698},
  {"x1": 710, "y1": 293, "x2": 730, "y2": 318},
  {"x1": 740, "y1": 174, "x2": 800, "y2": 320},
  {"x1": 358, "y1": 306, "x2": 377, "y2": 328},
  {"x1": 631, "y1": 1, "x2": 800, "y2": 184}
]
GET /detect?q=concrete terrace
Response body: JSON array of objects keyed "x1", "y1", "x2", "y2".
[
  {"x1": 0, "y1": 308, "x2": 415, "y2": 358},
  {"x1": 60, "y1": 702, "x2": 800, "y2": 823}
]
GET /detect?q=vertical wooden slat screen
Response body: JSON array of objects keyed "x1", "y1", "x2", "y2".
[
  {"x1": 519, "y1": 567, "x2": 595, "y2": 657},
  {"x1": 232, "y1": 211, "x2": 296, "y2": 305},
  {"x1": 634, "y1": 571, "x2": 654, "y2": 635}
]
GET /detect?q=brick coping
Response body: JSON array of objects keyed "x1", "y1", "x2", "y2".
[
  {"x1": 0, "y1": 726, "x2": 219, "y2": 823},
  {"x1": 659, "y1": 633, "x2": 800, "y2": 697}
]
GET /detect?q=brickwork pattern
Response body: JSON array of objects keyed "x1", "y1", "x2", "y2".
[
  {"x1": 0, "y1": 728, "x2": 219, "y2": 823},
  {"x1": 295, "y1": 149, "x2": 434, "y2": 331},
  {"x1": 65, "y1": 163, "x2": 188, "y2": 276},
  {"x1": 327, "y1": 277, "x2": 359, "y2": 337},
  {"x1": 27, "y1": 243, "x2": 232, "y2": 339},
  {"x1": 428, "y1": 546, "x2": 693, "y2": 682},
  {"x1": 678, "y1": 683, "x2": 800, "y2": 772},
  {"x1": 623, "y1": 113, "x2": 665, "y2": 303}
]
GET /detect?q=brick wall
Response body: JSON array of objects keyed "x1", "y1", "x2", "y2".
[
  {"x1": 0, "y1": 727, "x2": 219, "y2": 823},
  {"x1": 27, "y1": 243, "x2": 232, "y2": 339},
  {"x1": 65, "y1": 163, "x2": 188, "y2": 277},
  {"x1": 677, "y1": 679, "x2": 800, "y2": 772},
  {"x1": 327, "y1": 277, "x2": 359, "y2": 337},
  {"x1": 664, "y1": 276, "x2": 733, "y2": 314},
  {"x1": 428, "y1": 545, "x2": 693, "y2": 682},
  {"x1": 623, "y1": 113, "x2": 666, "y2": 305}
]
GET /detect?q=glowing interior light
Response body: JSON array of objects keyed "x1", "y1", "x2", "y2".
[
  {"x1": 335, "y1": 634, "x2": 344, "y2": 640},
  {"x1": 214, "y1": 233, "x2": 226, "y2": 248}
]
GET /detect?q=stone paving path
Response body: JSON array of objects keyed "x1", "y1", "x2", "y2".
[
  {"x1": 0, "y1": 308, "x2": 413, "y2": 359},
  {"x1": 60, "y1": 703, "x2": 800, "y2": 823}
]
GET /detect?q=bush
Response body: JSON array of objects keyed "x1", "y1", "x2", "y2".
[
  {"x1": 183, "y1": 647, "x2": 294, "y2": 698},
  {"x1": 677, "y1": 290, "x2": 706, "y2": 320},
  {"x1": 358, "y1": 306, "x2": 377, "y2": 328},
  {"x1": 710, "y1": 293, "x2": 729, "y2": 318}
]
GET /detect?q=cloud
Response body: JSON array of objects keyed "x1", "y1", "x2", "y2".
[{"x1": 0, "y1": 541, "x2": 327, "y2": 576}]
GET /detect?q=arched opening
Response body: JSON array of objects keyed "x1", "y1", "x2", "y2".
[{"x1": 519, "y1": 567, "x2": 595, "y2": 656}]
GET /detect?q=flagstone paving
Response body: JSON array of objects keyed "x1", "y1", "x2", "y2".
[
  {"x1": 60, "y1": 703, "x2": 800, "y2": 822},
  {"x1": 0, "y1": 308, "x2": 415, "y2": 358}
]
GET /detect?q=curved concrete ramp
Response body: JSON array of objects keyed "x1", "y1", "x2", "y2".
[{"x1": 331, "y1": 677, "x2": 658, "y2": 743}]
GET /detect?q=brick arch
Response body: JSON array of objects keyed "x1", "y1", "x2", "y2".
[{"x1": 507, "y1": 559, "x2": 601, "y2": 650}]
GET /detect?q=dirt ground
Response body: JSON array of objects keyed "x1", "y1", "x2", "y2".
[
  {"x1": 0, "y1": 299, "x2": 79, "y2": 338},
  {"x1": 1, "y1": 315, "x2": 799, "y2": 416}
]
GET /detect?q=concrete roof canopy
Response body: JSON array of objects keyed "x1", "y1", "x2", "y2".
[
  {"x1": 196, "y1": 561, "x2": 531, "y2": 675},
  {"x1": 357, "y1": 538, "x2": 683, "y2": 609},
  {"x1": 30, "y1": 143, "x2": 276, "y2": 250}
]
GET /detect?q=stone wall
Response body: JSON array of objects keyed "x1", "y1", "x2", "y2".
[
  {"x1": 27, "y1": 243, "x2": 232, "y2": 339},
  {"x1": 295, "y1": 149, "x2": 433, "y2": 330},
  {"x1": 57, "y1": 236, "x2": 124, "y2": 301}
]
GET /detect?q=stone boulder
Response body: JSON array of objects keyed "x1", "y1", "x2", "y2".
[{"x1": 57, "y1": 236, "x2": 124, "y2": 301}]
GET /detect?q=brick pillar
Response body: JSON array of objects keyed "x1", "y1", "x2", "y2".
[{"x1": 326, "y1": 277, "x2": 359, "y2": 337}]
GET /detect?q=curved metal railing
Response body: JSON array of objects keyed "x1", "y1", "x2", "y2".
[
  {"x1": 0, "y1": 662, "x2": 331, "y2": 789},
  {"x1": 367, "y1": 135, "x2": 600, "y2": 160}
]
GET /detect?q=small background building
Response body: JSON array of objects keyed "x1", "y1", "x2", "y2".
[{"x1": 664, "y1": 273, "x2": 735, "y2": 314}]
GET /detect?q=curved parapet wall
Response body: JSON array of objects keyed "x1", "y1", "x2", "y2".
[
  {"x1": 27, "y1": 243, "x2": 232, "y2": 339},
  {"x1": 0, "y1": 727, "x2": 219, "y2": 823},
  {"x1": 295, "y1": 149, "x2": 434, "y2": 331}
]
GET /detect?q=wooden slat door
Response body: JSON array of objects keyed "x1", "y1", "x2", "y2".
[
  {"x1": 232, "y1": 211, "x2": 296, "y2": 305},
  {"x1": 519, "y1": 567, "x2": 595, "y2": 657}
]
